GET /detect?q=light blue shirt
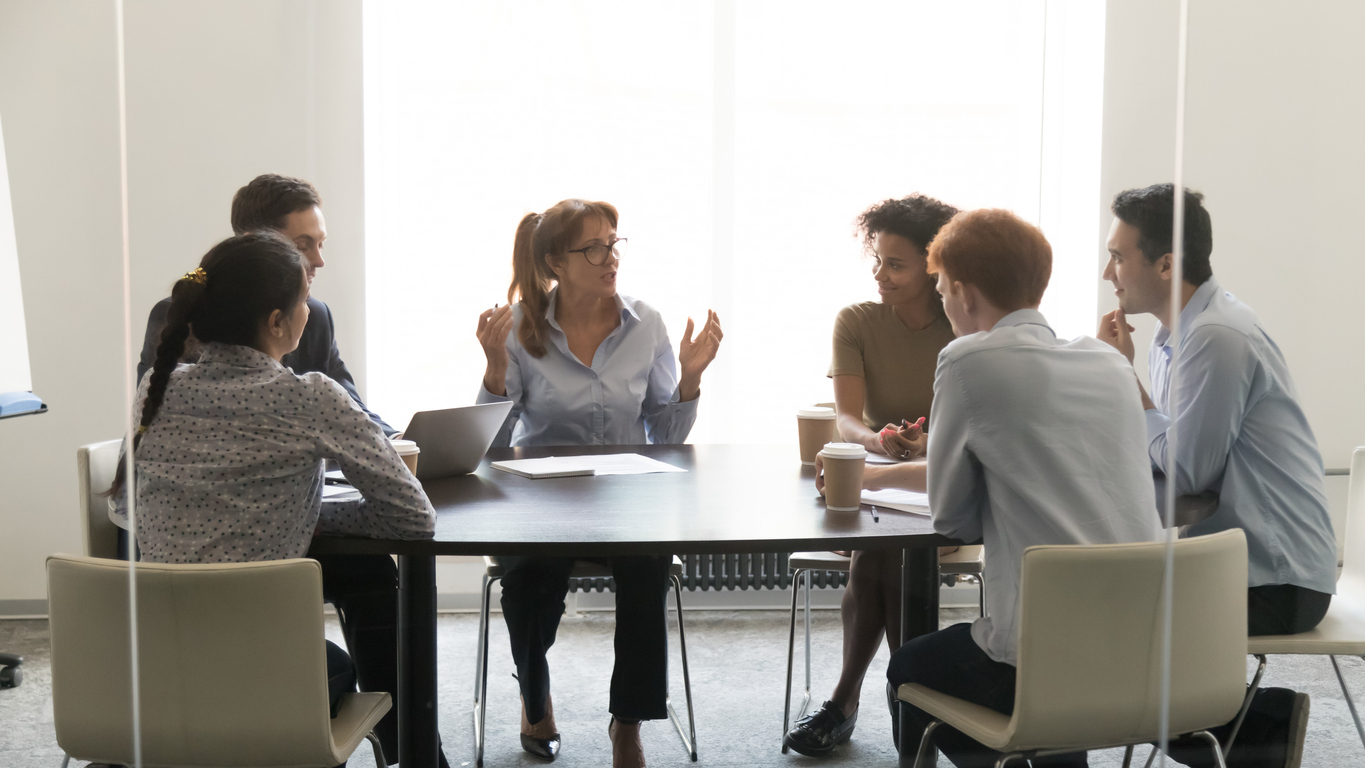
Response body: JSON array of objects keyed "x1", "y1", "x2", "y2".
[
  {"x1": 477, "y1": 288, "x2": 698, "y2": 447},
  {"x1": 929, "y1": 309, "x2": 1162, "y2": 665},
  {"x1": 1147, "y1": 278, "x2": 1336, "y2": 594}
]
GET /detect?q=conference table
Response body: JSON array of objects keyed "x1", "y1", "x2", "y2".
[{"x1": 309, "y1": 443, "x2": 957, "y2": 768}]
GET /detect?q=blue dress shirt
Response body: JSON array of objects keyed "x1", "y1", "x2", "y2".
[
  {"x1": 928, "y1": 309, "x2": 1162, "y2": 665},
  {"x1": 477, "y1": 289, "x2": 698, "y2": 447},
  {"x1": 1147, "y1": 278, "x2": 1337, "y2": 594}
]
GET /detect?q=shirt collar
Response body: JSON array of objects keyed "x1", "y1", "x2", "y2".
[
  {"x1": 544, "y1": 285, "x2": 638, "y2": 332},
  {"x1": 196, "y1": 341, "x2": 287, "y2": 371},
  {"x1": 991, "y1": 308, "x2": 1055, "y2": 335},
  {"x1": 1153, "y1": 277, "x2": 1219, "y2": 348}
]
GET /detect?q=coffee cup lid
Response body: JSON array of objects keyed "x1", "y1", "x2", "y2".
[
  {"x1": 819, "y1": 442, "x2": 867, "y2": 459},
  {"x1": 390, "y1": 439, "x2": 420, "y2": 455},
  {"x1": 797, "y1": 406, "x2": 836, "y2": 420}
]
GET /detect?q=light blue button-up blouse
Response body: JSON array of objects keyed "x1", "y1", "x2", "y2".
[{"x1": 476, "y1": 288, "x2": 698, "y2": 447}]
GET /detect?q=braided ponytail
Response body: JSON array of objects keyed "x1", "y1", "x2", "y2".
[{"x1": 107, "y1": 231, "x2": 305, "y2": 497}]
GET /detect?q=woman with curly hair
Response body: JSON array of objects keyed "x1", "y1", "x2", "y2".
[{"x1": 785, "y1": 194, "x2": 959, "y2": 758}]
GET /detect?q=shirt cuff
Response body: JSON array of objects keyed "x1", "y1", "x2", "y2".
[
  {"x1": 477, "y1": 383, "x2": 512, "y2": 404},
  {"x1": 1144, "y1": 408, "x2": 1171, "y2": 468}
]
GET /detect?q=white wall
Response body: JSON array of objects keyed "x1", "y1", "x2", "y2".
[
  {"x1": 0, "y1": 0, "x2": 369, "y2": 608},
  {"x1": 1099, "y1": 0, "x2": 1365, "y2": 544}
]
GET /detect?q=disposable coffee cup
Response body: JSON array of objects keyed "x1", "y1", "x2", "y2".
[
  {"x1": 797, "y1": 406, "x2": 838, "y2": 465},
  {"x1": 391, "y1": 439, "x2": 420, "y2": 476},
  {"x1": 819, "y1": 442, "x2": 867, "y2": 513}
]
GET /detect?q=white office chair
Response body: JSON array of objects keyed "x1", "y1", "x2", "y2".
[
  {"x1": 1231, "y1": 447, "x2": 1365, "y2": 754},
  {"x1": 76, "y1": 439, "x2": 124, "y2": 559},
  {"x1": 899, "y1": 529, "x2": 1249, "y2": 768},
  {"x1": 781, "y1": 546, "x2": 985, "y2": 750},
  {"x1": 47, "y1": 554, "x2": 388, "y2": 768},
  {"x1": 473, "y1": 555, "x2": 697, "y2": 766}
]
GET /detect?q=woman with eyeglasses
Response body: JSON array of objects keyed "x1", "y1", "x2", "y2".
[{"x1": 475, "y1": 198, "x2": 722, "y2": 767}]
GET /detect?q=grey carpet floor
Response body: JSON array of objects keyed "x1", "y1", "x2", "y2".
[{"x1": 2, "y1": 608, "x2": 1364, "y2": 767}]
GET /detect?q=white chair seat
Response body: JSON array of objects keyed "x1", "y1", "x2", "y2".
[
  {"x1": 898, "y1": 683, "x2": 1014, "y2": 750},
  {"x1": 787, "y1": 551, "x2": 851, "y2": 571},
  {"x1": 329, "y1": 692, "x2": 393, "y2": 764},
  {"x1": 1247, "y1": 591, "x2": 1365, "y2": 656},
  {"x1": 483, "y1": 555, "x2": 685, "y2": 579},
  {"x1": 939, "y1": 545, "x2": 984, "y2": 575}
]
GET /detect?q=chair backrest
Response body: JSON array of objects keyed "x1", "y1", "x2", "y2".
[
  {"x1": 77, "y1": 439, "x2": 123, "y2": 559},
  {"x1": 1339, "y1": 447, "x2": 1365, "y2": 590},
  {"x1": 1007, "y1": 529, "x2": 1248, "y2": 751},
  {"x1": 46, "y1": 555, "x2": 337, "y2": 767}
]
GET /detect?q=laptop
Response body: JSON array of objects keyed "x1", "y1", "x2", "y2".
[{"x1": 403, "y1": 401, "x2": 514, "y2": 481}]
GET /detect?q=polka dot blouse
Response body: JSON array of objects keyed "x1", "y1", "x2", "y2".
[{"x1": 110, "y1": 342, "x2": 435, "y2": 564}]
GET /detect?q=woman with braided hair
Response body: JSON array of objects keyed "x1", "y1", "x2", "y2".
[{"x1": 108, "y1": 231, "x2": 443, "y2": 767}]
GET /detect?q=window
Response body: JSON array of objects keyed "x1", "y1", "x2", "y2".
[{"x1": 362, "y1": 1, "x2": 1103, "y2": 441}]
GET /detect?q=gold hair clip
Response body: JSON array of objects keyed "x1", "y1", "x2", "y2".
[
  {"x1": 137, "y1": 425, "x2": 148, "y2": 435},
  {"x1": 182, "y1": 267, "x2": 208, "y2": 285}
]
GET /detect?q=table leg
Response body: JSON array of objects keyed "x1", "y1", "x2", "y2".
[
  {"x1": 898, "y1": 546, "x2": 939, "y2": 768},
  {"x1": 399, "y1": 554, "x2": 439, "y2": 768}
]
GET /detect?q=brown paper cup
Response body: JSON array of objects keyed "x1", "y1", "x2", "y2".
[
  {"x1": 820, "y1": 443, "x2": 866, "y2": 512},
  {"x1": 797, "y1": 406, "x2": 838, "y2": 465},
  {"x1": 391, "y1": 439, "x2": 421, "y2": 477}
]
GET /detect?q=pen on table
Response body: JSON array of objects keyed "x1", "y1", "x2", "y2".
[{"x1": 871, "y1": 504, "x2": 879, "y2": 523}]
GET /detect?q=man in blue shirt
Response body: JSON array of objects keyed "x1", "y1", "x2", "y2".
[{"x1": 1099, "y1": 183, "x2": 1334, "y2": 768}]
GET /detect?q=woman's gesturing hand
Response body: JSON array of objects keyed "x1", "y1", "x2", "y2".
[
  {"x1": 477, "y1": 304, "x2": 514, "y2": 395},
  {"x1": 678, "y1": 310, "x2": 723, "y2": 401}
]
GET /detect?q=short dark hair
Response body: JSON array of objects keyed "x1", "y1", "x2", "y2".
[
  {"x1": 230, "y1": 174, "x2": 322, "y2": 235},
  {"x1": 855, "y1": 194, "x2": 960, "y2": 253},
  {"x1": 1111, "y1": 184, "x2": 1213, "y2": 286}
]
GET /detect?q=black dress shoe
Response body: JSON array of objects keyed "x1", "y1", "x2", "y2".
[
  {"x1": 784, "y1": 700, "x2": 857, "y2": 757},
  {"x1": 520, "y1": 731, "x2": 562, "y2": 760}
]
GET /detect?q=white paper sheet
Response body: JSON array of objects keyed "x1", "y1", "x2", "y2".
[
  {"x1": 493, "y1": 453, "x2": 688, "y2": 478},
  {"x1": 861, "y1": 487, "x2": 930, "y2": 515},
  {"x1": 322, "y1": 483, "x2": 362, "y2": 502}
]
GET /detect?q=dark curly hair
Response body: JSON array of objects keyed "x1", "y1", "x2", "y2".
[
  {"x1": 1111, "y1": 183, "x2": 1214, "y2": 286},
  {"x1": 855, "y1": 194, "x2": 961, "y2": 254}
]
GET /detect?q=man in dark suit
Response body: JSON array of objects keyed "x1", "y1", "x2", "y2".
[
  {"x1": 133, "y1": 174, "x2": 439, "y2": 766},
  {"x1": 136, "y1": 173, "x2": 395, "y2": 435}
]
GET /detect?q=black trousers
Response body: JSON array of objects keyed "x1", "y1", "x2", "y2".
[
  {"x1": 1163, "y1": 584, "x2": 1332, "y2": 768},
  {"x1": 315, "y1": 553, "x2": 451, "y2": 768},
  {"x1": 498, "y1": 555, "x2": 672, "y2": 724},
  {"x1": 887, "y1": 623, "x2": 1088, "y2": 768}
]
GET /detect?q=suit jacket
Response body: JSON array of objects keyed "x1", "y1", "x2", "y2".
[{"x1": 137, "y1": 296, "x2": 397, "y2": 435}]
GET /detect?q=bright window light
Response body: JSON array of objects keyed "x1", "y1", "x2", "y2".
[{"x1": 362, "y1": 1, "x2": 1103, "y2": 442}]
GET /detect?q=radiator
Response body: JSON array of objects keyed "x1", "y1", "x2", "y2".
[{"x1": 567, "y1": 553, "x2": 850, "y2": 593}]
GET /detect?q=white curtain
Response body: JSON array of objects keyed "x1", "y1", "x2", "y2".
[{"x1": 362, "y1": 0, "x2": 1103, "y2": 441}]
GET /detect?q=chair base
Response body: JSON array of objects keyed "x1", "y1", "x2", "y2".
[{"x1": 912, "y1": 720, "x2": 1227, "y2": 768}]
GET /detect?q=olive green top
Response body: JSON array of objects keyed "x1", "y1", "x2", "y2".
[{"x1": 827, "y1": 301, "x2": 956, "y2": 430}]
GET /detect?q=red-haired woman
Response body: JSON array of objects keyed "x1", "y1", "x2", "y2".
[{"x1": 475, "y1": 199, "x2": 722, "y2": 767}]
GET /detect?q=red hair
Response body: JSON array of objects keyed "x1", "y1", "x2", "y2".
[{"x1": 926, "y1": 209, "x2": 1051, "y2": 311}]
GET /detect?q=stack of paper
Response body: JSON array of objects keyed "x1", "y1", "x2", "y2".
[
  {"x1": 861, "y1": 488, "x2": 930, "y2": 515},
  {"x1": 492, "y1": 453, "x2": 688, "y2": 479}
]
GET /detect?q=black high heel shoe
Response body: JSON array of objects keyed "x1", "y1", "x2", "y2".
[{"x1": 519, "y1": 732, "x2": 561, "y2": 761}]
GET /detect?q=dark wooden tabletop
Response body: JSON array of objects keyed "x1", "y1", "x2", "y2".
[{"x1": 309, "y1": 444, "x2": 952, "y2": 557}]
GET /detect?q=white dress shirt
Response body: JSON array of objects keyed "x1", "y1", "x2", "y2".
[
  {"x1": 112, "y1": 343, "x2": 435, "y2": 563},
  {"x1": 928, "y1": 309, "x2": 1162, "y2": 665},
  {"x1": 1147, "y1": 278, "x2": 1336, "y2": 594},
  {"x1": 477, "y1": 289, "x2": 698, "y2": 447}
]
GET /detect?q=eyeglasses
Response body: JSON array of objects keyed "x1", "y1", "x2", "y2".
[{"x1": 565, "y1": 237, "x2": 628, "y2": 267}]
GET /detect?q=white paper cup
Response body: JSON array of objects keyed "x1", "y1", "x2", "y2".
[
  {"x1": 819, "y1": 442, "x2": 867, "y2": 512},
  {"x1": 391, "y1": 439, "x2": 420, "y2": 476}
]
